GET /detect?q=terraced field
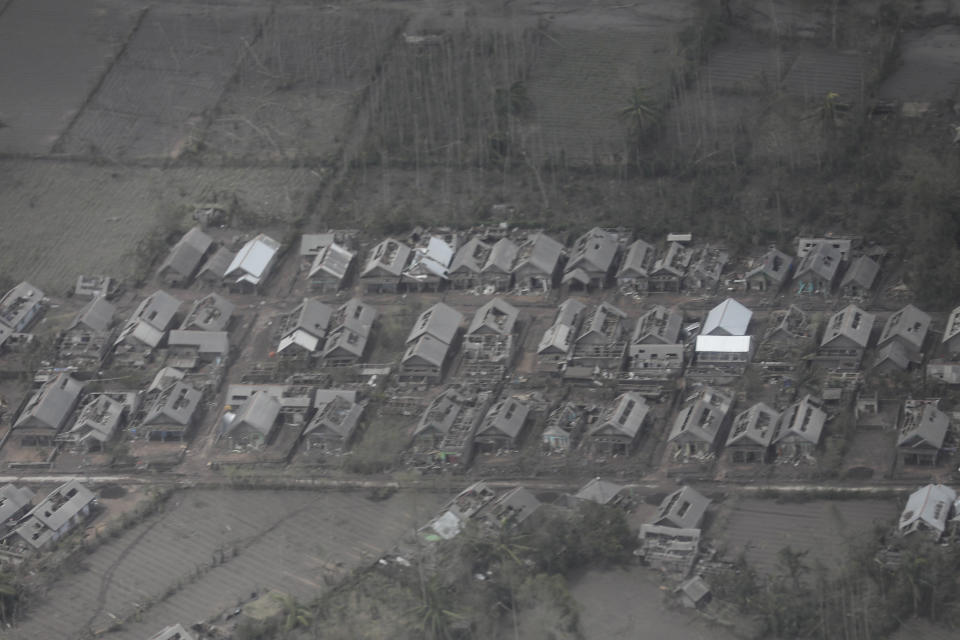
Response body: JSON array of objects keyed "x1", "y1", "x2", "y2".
[{"x1": 6, "y1": 489, "x2": 445, "y2": 640}]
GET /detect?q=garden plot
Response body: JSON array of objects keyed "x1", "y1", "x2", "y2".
[
  {"x1": 524, "y1": 28, "x2": 680, "y2": 164},
  {"x1": 879, "y1": 26, "x2": 960, "y2": 102},
  {"x1": 712, "y1": 497, "x2": 898, "y2": 576},
  {"x1": 0, "y1": 0, "x2": 141, "y2": 155},
  {"x1": 782, "y1": 49, "x2": 866, "y2": 103},
  {"x1": 5, "y1": 489, "x2": 444, "y2": 640},
  {"x1": 57, "y1": 4, "x2": 266, "y2": 159},
  {"x1": 199, "y1": 6, "x2": 404, "y2": 161},
  {"x1": 703, "y1": 45, "x2": 794, "y2": 94},
  {"x1": 0, "y1": 160, "x2": 320, "y2": 291}
]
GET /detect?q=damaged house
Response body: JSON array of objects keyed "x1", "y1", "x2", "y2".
[
  {"x1": 537, "y1": 298, "x2": 586, "y2": 374},
  {"x1": 462, "y1": 297, "x2": 519, "y2": 379},
  {"x1": 512, "y1": 232, "x2": 564, "y2": 293},
  {"x1": 399, "y1": 302, "x2": 464, "y2": 385},
  {"x1": 686, "y1": 245, "x2": 728, "y2": 291},
  {"x1": 308, "y1": 242, "x2": 355, "y2": 293},
  {"x1": 941, "y1": 305, "x2": 960, "y2": 359},
  {"x1": 616, "y1": 237, "x2": 656, "y2": 294},
  {"x1": 221, "y1": 391, "x2": 282, "y2": 448},
  {"x1": 166, "y1": 330, "x2": 229, "y2": 370},
  {"x1": 180, "y1": 293, "x2": 235, "y2": 333},
  {"x1": 744, "y1": 248, "x2": 793, "y2": 293},
  {"x1": 667, "y1": 387, "x2": 733, "y2": 460},
  {"x1": 585, "y1": 392, "x2": 650, "y2": 456},
  {"x1": 874, "y1": 304, "x2": 931, "y2": 373},
  {"x1": 569, "y1": 302, "x2": 628, "y2": 370},
  {"x1": 411, "y1": 388, "x2": 483, "y2": 465},
  {"x1": 223, "y1": 233, "x2": 282, "y2": 293},
  {"x1": 323, "y1": 298, "x2": 378, "y2": 367},
  {"x1": 448, "y1": 237, "x2": 493, "y2": 290},
  {"x1": 623, "y1": 305, "x2": 684, "y2": 382},
  {"x1": 0, "y1": 281, "x2": 45, "y2": 334},
  {"x1": 276, "y1": 299, "x2": 333, "y2": 365},
  {"x1": 651, "y1": 486, "x2": 711, "y2": 529},
  {"x1": 817, "y1": 304, "x2": 874, "y2": 370},
  {"x1": 561, "y1": 227, "x2": 619, "y2": 290},
  {"x1": 156, "y1": 226, "x2": 214, "y2": 287},
  {"x1": 899, "y1": 484, "x2": 956, "y2": 539},
  {"x1": 794, "y1": 242, "x2": 842, "y2": 295},
  {"x1": 725, "y1": 402, "x2": 779, "y2": 463},
  {"x1": 139, "y1": 381, "x2": 202, "y2": 442},
  {"x1": 402, "y1": 236, "x2": 455, "y2": 292},
  {"x1": 702, "y1": 298, "x2": 752, "y2": 336},
  {"x1": 772, "y1": 395, "x2": 827, "y2": 459},
  {"x1": 195, "y1": 245, "x2": 235, "y2": 288},
  {"x1": 13, "y1": 373, "x2": 84, "y2": 446},
  {"x1": 839, "y1": 255, "x2": 880, "y2": 299},
  {"x1": 57, "y1": 295, "x2": 116, "y2": 371},
  {"x1": 648, "y1": 242, "x2": 691, "y2": 292},
  {"x1": 473, "y1": 396, "x2": 530, "y2": 453},
  {"x1": 0, "y1": 484, "x2": 35, "y2": 536},
  {"x1": 302, "y1": 395, "x2": 364, "y2": 452},
  {"x1": 481, "y1": 237, "x2": 519, "y2": 292},
  {"x1": 11, "y1": 480, "x2": 96, "y2": 552},
  {"x1": 897, "y1": 400, "x2": 949, "y2": 467},
  {"x1": 112, "y1": 290, "x2": 181, "y2": 367},
  {"x1": 360, "y1": 238, "x2": 412, "y2": 293},
  {"x1": 60, "y1": 391, "x2": 136, "y2": 452}
]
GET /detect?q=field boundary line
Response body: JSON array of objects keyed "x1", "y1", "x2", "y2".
[{"x1": 49, "y1": 6, "x2": 150, "y2": 155}]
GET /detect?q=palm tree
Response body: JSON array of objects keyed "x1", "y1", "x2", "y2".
[
  {"x1": 619, "y1": 87, "x2": 662, "y2": 144},
  {"x1": 409, "y1": 578, "x2": 464, "y2": 640},
  {"x1": 271, "y1": 592, "x2": 313, "y2": 633}
]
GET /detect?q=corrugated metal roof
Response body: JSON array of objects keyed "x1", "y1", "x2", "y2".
[
  {"x1": 225, "y1": 234, "x2": 281, "y2": 283},
  {"x1": 702, "y1": 298, "x2": 752, "y2": 336},
  {"x1": 695, "y1": 335, "x2": 751, "y2": 353}
]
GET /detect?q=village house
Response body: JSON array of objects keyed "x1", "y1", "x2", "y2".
[
  {"x1": 648, "y1": 242, "x2": 691, "y2": 292},
  {"x1": 569, "y1": 302, "x2": 628, "y2": 370},
  {"x1": 322, "y1": 298, "x2": 377, "y2": 367},
  {"x1": 195, "y1": 246, "x2": 235, "y2": 288},
  {"x1": 702, "y1": 298, "x2": 752, "y2": 336},
  {"x1": 667, "y1": 386, "x2": 733, "y2": 460},
  {"x1": 74, "y1": 275, "x2": 114, "y2": 299},
  {"x1": 166, "y1": 330, "x2": 229, "y2": 370},
  {"x1": 725, "y1": 402, "x2": 779, "y2": 463},
  {"x1": 771, "y1": 394, "x2": 827, "y2": 459},
  {"x1": 651, "y1": 486, "x2": 711, "y2": 529},
  {"x1": 180, "y1": 293, "x2": 235, "y2": 332},
  {"x1": 797, "y1": 236, "x2": 855, "y2": 261},
  {"x1": 573, "y1": 478, "x2": 631, "y2": 508},
  {"x1": 479, "y1": 486, "x2": 542, "y2": 529},
  {"x1": 616, "y1": 237, "x2": 656, "y2": 293},
  {"x1": 0, "y1": 281, "x2": 45, "y2": 334},
  {"x1": 693, "y1": 335, "x2": 752, "y2": 377},
  {"x1": 462, "y1": 297, "x2": 519, "y2": 374},
  {"x1": 875, "y1": 304, "x2": 931, "y2": 372},
  {"x1": 399, "y1": 302, "x2": 463, "y2": 385},
  {"x1": 60, "y1": 391, "x2": 135, "y2": 452},
  {"x1": 762, "y1": 305, "x2": 811, "y2": 349},
  {"x1": 448, "y1": 237, "x2": 492, "y2": 289},
  {"x1": 156, "y1": 226, "x2": 214, "y2": 287},
  {"x1": 897, "y1": 400, "x2": 949, "y2": 467},
  {"x1": 299, "y1": 232, "x2": 337, "y2": 269},
  {"x1": 473, "y1": 396, "x2": 530, "y2": 453},
  {"x1": 480, "y1": 237, "x2": 519, "y2": 291},
  {"x1": 839, "y1": 255, "x2": 880, "y2": 298},
  {"x1": 410, "y1": 388, "x2": 483, "y2": 465},
  {"x1": 686, "y1": 245, "x2": 729, "y2": 291},
  {"x1": 223, "y1": 233, "x2": 282, "y2": 293},
  {"x1": 360, "y1": 238, "x2": 412, "y2": 293},
  {"x1": 817, "y1": 304, "x2": 875, "y2": 369},
  {"x1": 743, "y1": 248, "x2": 793, "y2": 293},
  {"x1": 308, "y1": 242, "x2": 355, "y2": 293},
  {"x1": 57, "y1": 295, "x2": 116, "y2": 371},
  {"x1": 402, "y1": 236, "x2": 455, "y2": 292},
  {"x1": 276, "y1": 298, "x2": 333, "y2": 364},
  {"x1": 13, "y1": 373, "x2": 84, "y2": 446},
  {"x1": 512, "y1": 232, "x2": 564, "y2": 292},
  {"x1": 139, "y1": 381, "x2": 202, "y2": 442},
  {"x1": 584, "y1": 391, "x2": 650, "y2": 456},
  {"x1": 624, "y1": 305, "x2": 684, "y2": 378},
  {"x1": 898, "y1": 484, "x2": 956, "y2": 539},
  {"x1": 794, "y1": 242, "x2": 842, "y2": 294},
  {"x1": 561, "y1": 227, "x2": 620, "y2": 290},
  {"x1": 11, "y1": 480, "x2": 96, "y2": 552},
  {"x1": 537, "y1": 298, "x2": 586, "y2": 374},
  {"x1": 302, "y1": 395, "x2": 365, "y2": 452},
  {"x1": 112, "y1": 290, "x2": 181, "y2": 367},
  {"x1": 941, "y1": 305, "x2": 960, "y2": 359},
  {"x1": 222, "y1": 391, "x2": 282, "y2": 448},
  {"x1": 0, "y1": 484, "x2": 35, "y2": 536}
]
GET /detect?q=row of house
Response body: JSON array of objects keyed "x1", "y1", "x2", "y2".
[
  {"x1": 158, "y1": 227, "x2": 282, "y2": 293},
  {"x1": 276, "y1": 298, "x2": 378, "y2": 368},
  {"x1": 1, "y1": 480, "x2": 96, "y2": 553}
]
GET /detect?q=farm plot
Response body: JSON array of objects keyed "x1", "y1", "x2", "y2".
[
  {"x1": 524, "y1": 27, "x2": 681, "y2": 164},
  {"x1": 878, "y1": 26, "x2": 960, "y2": 102},
  {"x1": 200, "y1": 6, "x2": 404, "y2": 161},
  {"x1": 712, "y1": 497, "x2": 899, "y2": 576},
  {"x1": 5, "y1": 489, "x2": 445, "y2": 640},
  {"x1": 57, "y1": 4, "x2": 266, "y2": 159},
  {"x1": 782, "y1": 49, "x2": 866, "y2": 103},
  {"x1": 0, "y1": 160, "x2": 321, "y2": 291},
  {"x1": 0, "y1": 0, "x2": 141, "y2": 155}
]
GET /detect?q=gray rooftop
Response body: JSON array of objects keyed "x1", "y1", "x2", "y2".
[
  {"x1": 773, "y1": 395, "x2": 826, "y2": 446},
  {"x1": 158, "y1": 226, "x2": 212, "y2": 279},
  {"x1": 168, "y1": 330, "x2": 229, "y2": 355},
  {"x1": 303, "y1": 396, "x2": 364, "y2": 440},
  {"x1": 726, "y1": 402, "x2": 779, "y2": 448},
  {"x1": 403, "y1": 333, "x2": 450, "y2": 368},
  {"x1": 449, "y1": 237, "x2": 491, "y2": 275},
  {"x1": 16, "y1": 480, "x2": 96, "y2": 549},
  {"x1": 70, "y1": 295, "x2": 115, "y2": 334},
  {"x1": 477, "y1": 397, "x2": 530, "y2": 440},
  {"x1": 513, "y1": 232, "x2": 564, "y2": 275},
  {"x1": 147, "y1": 624, "x2": 196, "y2": 640},
  {"x1": 840, "y1": 255, "x2": 880, "y2": 291},
  {"x1": 362, "y1": 238, "x2": 412, "y2": 278},
  {"x1": 632, "y1": 305, "x2": 682, "y2": 345},
  {"x1": 180, "y1": 293, "x2": 235, "y2": 332},
  {"x1": 617, "y1": 238, "x2": 656, "y2": 279},
  {"x1": 467, "y1": 297, "x2": 518, "y2": 336},
  {"x1": 309, "y1": 242, "x2": 355, "y2": 280},
  {"x1": 745, "y1": 248, "x2": 793, "y2": 285},
  {"x1": 68, "y1": 393, "x2": 127, "y2": 443},
  {"x1": 14, "y1": 374, "x2": 84, "y2": 432},
  {"x1": 821, "y1": 304, "x2": 874, "y2": 349},
  {"x1": 197, "y1": 245, "x2": 236, "y2": 280},
  {"x1": 795, "y1": 241, "x2": 841, "y2": 283},
  {"x1": 407, "y1": 302, "x2": 463, "y2": 345},
  {"x1": 414, "y1": 388, "x2": 467, "y2": 437},
  {"x1": 0, "y1": 281, "x2": 44, "y2": 331},
  {"x1": 565, "y1": 227, "x2": 619, "y2": 275},
  {"x1": 483, "y1": 237, "x2": 519, "y2": 273},
  {"x1": 899, "y1": 484, "x2": 956, "y2": 537},
  {"x1": 487, "y1": 486, "x2": 541, "y2": 525},
  {"x1": 668, "y1": 387, "x2": 733, "y2": 446},
  {"x1": 652, "y1": 486, "x2": 711, "y2": 529},
  {"x1": 226, "y1": 391, "x2": 281, "y2": 437},
  {"x1": 589, "y1": 392, "x2": 649, "y2": 439},
  {"x1": 0, "y1": 484, "x2": 35, "y2": 525},
  {"x1": 143, "y1": 381, "x2": 201, "y2": 426},
  {"x1": 573, "y1": 478, "x2": 626, "y2": 505},
  {"x1": 702, "y1": 298, "x2": 752, "y2": 336},
  {"x1": 578, "y1": 302, "x2": 627, "y2": 342},
  {"x1": 879, "y1": 304, "x2": 931, "y2": 353},
  {"x1": 898, "y1": 401, "x2": 949, "y2": 450}
]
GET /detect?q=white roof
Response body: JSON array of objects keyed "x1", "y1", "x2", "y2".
[
  {"x1": 695, "y1": 335, "x2": 751, "y2": 353},
  {"x1": 225, "y1": 234, "x2": 281, "y2": 283},
  {"x1": 702, "y1": 298, "x2": 752, "y2": 336},
  {"x1": 277, "y1": 329, "x2": 320, "y2": 354}
]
